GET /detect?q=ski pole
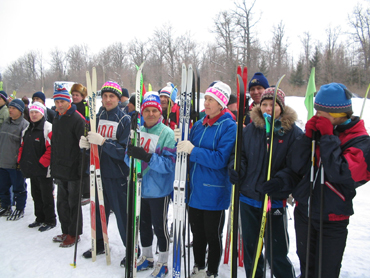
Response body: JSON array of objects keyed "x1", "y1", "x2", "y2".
[
  {"x1": 360, "y1": 83, "x2": 370, "y2": 119},
  {"x1": 318, "y1": 163, "x2": 324, "y2": 278},
  {"x1": 305, "y1": 131, "x2": 316, "y2": 278},
  {"x1": 71, "y1": 147, "x2": 86, "y2": 268}
]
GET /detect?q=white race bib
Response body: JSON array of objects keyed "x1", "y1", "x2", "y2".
[
  {"x1": 140, "y1": 132, "x2": 159, "y2": 154},
  {"x1": 97, "y1": 120, "x2": 119, "y2": 140}
]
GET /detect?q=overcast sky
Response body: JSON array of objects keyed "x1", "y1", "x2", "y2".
[{"x1": 0, "y1": 0, "x2": 367, "y2": 73}]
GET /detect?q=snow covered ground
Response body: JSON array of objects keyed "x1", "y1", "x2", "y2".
[{"x1": 0, "y1": 96, "x2": 369, "y2": 277}]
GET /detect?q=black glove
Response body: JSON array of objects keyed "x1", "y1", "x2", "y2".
[
  {"x1": 258, "y1": 177, "x2": 284, "y2": 196},
  {"x1": 228, "y1": 169, "x2": 239, "y2": 184},
  {"x1": 127, "y1": 145, "x2": 152, "y2": 163}
]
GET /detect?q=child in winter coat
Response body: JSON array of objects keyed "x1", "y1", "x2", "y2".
[
  {"x1": 229, "y1": 88, "x2": 301, "y2": 278},
  {"x1": 279, "y1": 83, "x2": 370, "y2": 278},
  {"x1": 18, "y1": 102, "x2": 56, "y2": 231},
  {"x1": 177, "y1": 81, "x2": 237, "y2": 278},
  {"x1": 126, "y1": 93, "x2": 176, "y2": 278}
]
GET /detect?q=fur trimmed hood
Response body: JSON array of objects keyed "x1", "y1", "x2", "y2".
[{"x1": 250, "y1": 105, "x2": 297, "y2": 132}]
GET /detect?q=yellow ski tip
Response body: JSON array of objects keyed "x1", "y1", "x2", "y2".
[{"x1": 70, "y1": 263, "x2": 77, "y2": 268}]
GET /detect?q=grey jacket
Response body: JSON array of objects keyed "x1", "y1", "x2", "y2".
[{"x1": 0, "y1": 115, "x2": 29, "y2": 169}]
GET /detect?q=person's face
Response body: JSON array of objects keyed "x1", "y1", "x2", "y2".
[
  {"x1": 54, "y1": 99, "x2": 70, "y2": 115},
  {"x1": 102, "y1": 92, "x2": 119, "y2": 111},
  {"x1": 227, "y1": 102, "x2": 238, "y2": 112},
  {"x1": 128, "y1": 102, "x2": 135, "y2": 113},
  {"x1": 204, "y1": 95, "x2": 222, "y2": 119},
  {"x1": 72, "y1": 92, "x2": 84, "y2": 104},
  {"x1": 315, "y1": 110, "x2": 346, "y2": 125},
  {"x1": 0, "y1": 98, "x2": 5, "y2": 106},
  {"x1": 160, "y1": 95, "x2": 169, "y2": 110},
  {"x1": 32, "y1": 97, "x2": 44, "y2": 105},
  {"x1": 260, "y1": 99, "x2": 281, "y2": 118},
  {"x1": 9, "y1": 106, "x2": 22, "y2": 120},
  {"x1": 249, "y1": 85, "x2": 265, "y2": 104},
  {"x1": 30, "y1": 110, "x2": 44, "y2": 122},
  {"x1": 142, "y1": 107, "x2": 161, "y2": 127}
]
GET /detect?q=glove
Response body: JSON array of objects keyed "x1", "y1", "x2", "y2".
[
  {"x1": 174, "y1": 125, "x2": 181, "y2": 142},
  {"x1": 79, "y1": 136, "x2": 90, "y2": 150},
  {"x1": 228, "y1": 169, "x2": 239, "y2": 184},
  {"x1": 127, "y1": 145, "x2": 152, "y2": 163},
  {"x1": 87, "y1": 131, "x2": 105, "y2": 146},
  {"x1": 316, "y1": 116, "x2": 333, "y2": 135},
  {"x1": 177, "y1": 140, "x2": 194, "y2": 154},
  {"x1": 305, "y1": 116, "x2": 318, "y2": 138},
  {"x1": 258, "y1": 177, "x2": 284, "y2": 196}
]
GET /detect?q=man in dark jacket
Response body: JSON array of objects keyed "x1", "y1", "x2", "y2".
[
  {"x1": 50, "y1": 87, "x2": 86, "y2": 248},
  {"x1": 0, "y1": 99, "x2": 29, "y2": 220}
]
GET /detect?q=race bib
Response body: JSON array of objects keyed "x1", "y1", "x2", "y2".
[
  {"x1": 97, "y1": 120, "x2": 118, "y2": 140},
  {"x1": 140, "y1": 132, "x2": 159, "y2": 154}
]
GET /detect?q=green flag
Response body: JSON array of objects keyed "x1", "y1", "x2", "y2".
[{"x1": 304, "y1": 67, "x2": 316, "y2": 120}]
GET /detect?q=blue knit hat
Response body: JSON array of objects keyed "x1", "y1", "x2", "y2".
[
  {"x1": 9, "y1": 99, "x2": 25, "y2": 113},
  {"x1": 0, "y1": 90, "x2": 7, "y2": 102},
  {"x1": 141, "y1": 94, "x2": 162, "y2": 113},
  {"x1": 53, "y1": 86, "x2": 71, "y2": 103},
  {"x1": 314, "y1": 83, "x2": 352, "y2": 113},
  {"x1": 32, "y1": 91, "x2": 46, "y2": 104},
  {"x1": 248, "y1": 72, "x2": 269, "y2": 91}
]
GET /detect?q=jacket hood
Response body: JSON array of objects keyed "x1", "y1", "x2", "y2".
[{"x1": 250, "y1": 105, "x2": 297, "y2": 132}]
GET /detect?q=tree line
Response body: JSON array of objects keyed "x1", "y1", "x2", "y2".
[{"x1": 2, "y1": 1, "x2": 370, "y2": 98}]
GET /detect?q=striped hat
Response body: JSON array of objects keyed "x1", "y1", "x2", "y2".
[
  {"x1": 101, "y1": 81, "x2": 122, "y2": 99},
  {"x1": 0, "y1": 90, "x2": 7, "y2": 102},
  {"x1": 9, "y1": 99, "x2": 25, "y2": 113},
  {"x1": 53, "y1": 86, "x2": 71, "y2": 103},
  {"x1": 29, "y1": 102, "x2": 46, "y2": 116},
  {"x1": 260, "y1": 87, "x2": 286, "y2": 113},
  {"x1": 314, "y1": 83, "x2": 352, "y2": 113},
  {"x1": 141, "y1": 94, "x2": 162, "y2": 113}
]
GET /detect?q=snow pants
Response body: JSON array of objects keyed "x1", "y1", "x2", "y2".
[
  {"x1": 140, "y1": 195, "x2": 170, "y2": 252},
  {"x1": 0, "y1": 168, "x2": 27, "y2": 210},
  {"x1": 56, "y1": 179, "x2": 82, "y2": 237},
  {"x1": 240, "y1": 201, "x2": 295, "y2": 278},
  {"x1": 95, "y1": 177, "x2": 128, "y2": 251},
  {"x1": 188, "y1": 206, "x2": 225, "y2": 275},
  {"x1": 31, "y1": 177, "x2": 56, "y2": 225},
  {"x1": 294, "y1": 205, "x2": 348, "y2": 278}
]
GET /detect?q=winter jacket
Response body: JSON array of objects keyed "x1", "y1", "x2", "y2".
[
  {"x1": 281, "y1": 117, "x2": 370, "y2": 221},
  {"x1": 50, "y1": 104, "x2": 86, "y2": 181},
  {"x1": 162, "y1": 103, "x2": 180, "y2": 130},
  {"x1": 74, "y1": 100, "x2": 89, "y2": 128},
  {"x1": 18, "y1": 117, "x2": 52, "y2": 178},
  {"x1": 0, "y1": 104, "x2": 9, "y2": 130},
  {"x1": 46, "y1": 107, "x2": 56, "y2": 124},
  {"x1": 125, "y1": 121, "x2": 176, "y2": 198},
  {"x1": 97, "y1": 105, "x2": 131, "y2": 179},
  {"x1": 236, "y1": 105, "x2": 303, "y2": 205},
  {"x1": 0, "y1": 115, "x2": 29, "y2": 169},
  {"x1": 188, "y1": 110, "x2": 237, "y2": 211}
]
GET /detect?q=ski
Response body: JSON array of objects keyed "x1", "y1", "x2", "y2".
[
  {"x1": 230, "y1": 69, "x2": 246, "y2": 278},
  {"x1": 125, "y1": 61, "x2": 145, "y2": 278},
  {"x1": 250, "y1": 75, "x2": 286, "y2": 278},
  {"x1": 172, "y1": 63, "x2": 192, "y2": 278},
  {"x1": 87, "y1": 67, "x2": 111, "y2": 265}
]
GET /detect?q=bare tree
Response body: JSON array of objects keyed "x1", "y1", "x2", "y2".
[
  {"x1": 50, "y1": 48, "x2": 67, "y2": 80},
  {"x1": 300, "y1": 31, "x2": 312, "y2": 79},
  {"x1": 270, "y1": 21, "x2": 289, "y2": 81}
]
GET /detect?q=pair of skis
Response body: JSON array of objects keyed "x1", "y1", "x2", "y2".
[
  {"x1": 125, "y1": 62, "x2": 145, "y2": 278},
  {"x1": 250, "y1": 75, "x2": 286, "y2": 278},
  {"x1": 172, "y1": 63, "x2": 193, "y2": 278},
  {"x1": 86, "y1": 68, "x2": 111, "y2": 265}
]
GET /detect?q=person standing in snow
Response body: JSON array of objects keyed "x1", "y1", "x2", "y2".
[
  {"x1": 279, "y1": 83, "x2": 370, "y2": 278},
  {"x1": 51, "y1": 87, "x2": 86, "y2": 248},
  {"x1": 125, "y1": 94, "x2": 176, "y2": 278},
  {"x1": 177, "y1": 81, "x2": 236, "y2": 278},
  {"x1": 0, "y1": 90, "x2": 9, "y2": 130},
  {"x1": 71, "y1": 83, "x2": 90, "y2": 206},
  {"x1": 80, "y1": 81, "x2": 131, "y2": 267},
  {"x1": 18, "y1": 102, "x2": 56, "y2": 231},
  {"x1": 0, "y1": 99, "x2": 29, "y2": 220},
  {"x1": 228, "y1": 88, "x2": 301, "y2": 278}
]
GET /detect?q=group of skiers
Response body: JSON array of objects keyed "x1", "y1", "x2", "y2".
[{"x1": 0, "y1": 70, "x2": 369, "y2": 278}]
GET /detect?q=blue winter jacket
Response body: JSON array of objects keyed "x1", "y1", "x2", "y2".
[
  {"x1": 97, "y1": 106, "x2": 131, "y2": 179},
  {"x1": 125, "y1": 121, "x2": 176, "y2": 198},
  {"x1": 188, "y1": 111, "x2": 237, "y2": 211}
]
